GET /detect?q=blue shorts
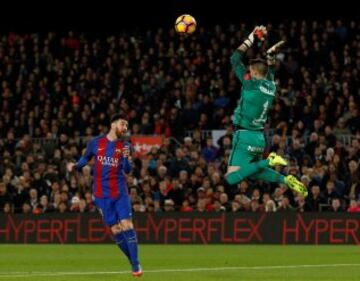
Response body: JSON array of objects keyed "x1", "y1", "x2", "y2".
[{"x1": 94, "y1": 195, "x2": 132, "y2": 226}]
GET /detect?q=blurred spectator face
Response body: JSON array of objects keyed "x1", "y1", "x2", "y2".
[
  {"x1": 274, "y1": 188, "x2": 283, "y2": 198},
  {"x1": 213, "y1": 200, "x2": 222, "y2": 212},
  {"x1": 281, "y1": 197, "x2": 289, "y2": 207},
  {"x1": 309, "y1": 133, "x2": 318, "y2": 142},
  {"x1": 202, "y1": 178, "x2": 211, "y2": 189},
  {"x1": 71, "y1": 196, "x2": 80, "y2": 211},
  {"x1": 239, "y1": 181, "x2": 248, "y2": 192},
  {"x1": 324, "y1": 126, "x2": 332, "y2": 135},
  {"x1": 79, "y1": 199, "x2": 87, "y2": 212},
  {"x1": 326, "y1": 148, "x2": 334, "y2": 160},
  {"x1": 29, "y1": 189, "x2": 38, "y2": 200},
  {"x1": 197, "y1": 199, "x2": 206, "y2": 212},
  {"x1": 272, "y1": 134, "x2": 281, "y2": 145},
  {"x1": 159, "y1": 181, "x2": 167, "y2": 194},
  {"x1": 60, "y1": 191, "x2": 69, "y2": 203},
  {"x1": 157, "y1": 166, "x2": 167, "y2": 177},
  {"x1": 252, "y1": 189, "x2": 260, "y2": 200},
  {"x1": 265, "y1": 200, "x2": 276, "y2": 212},
  {"x1": 348, "y1": 160, "x2": 358, "y2": 174},
  {"x1": 51, "y1": 182, "x2": 60, "y2": 192},
  {"x1": 3, "y1": 203, "x2": 11, "y2": 214},
  {"x1": 231, "y1": 201, "x2": 240, "y2": 212},
  {"x1": 175, "y1": 149, "x2": 184, "y2": 159},
  {"x1": 349, "y1": 200, "x2": 358, "y2": 208},
  {"x1": 84, "y1": 192, "x2": 92, "y2": 204},
  {"x1": 206, "y1": 138, "x2": 213, "y2": 147},
  {"x1": 53, "y1": 193, "x2": 61, "y2": 205},
  {"x1": 207, "y1": 165, "x2": 216, "y2": 176},
  {"x1": 179, "y1": 170, "x2": 188, "y2": 183},
  {"x1": 250, "y1": 200, "x2": 259, "y2": 212},
  {"x1": 223, "y1": 136, "x2": 231, "y2": 146},
  {"x1": 130, "y1": 187, "x2": 138, "y2": 198},
  {"x1": 301, "y1": 175, "x2": 310, "y2": 187},
  {"x1": 184, "y1": 137, "x2": 192, "y2": 147},
  {"x1": 326, "y1": 181, "x2": 335, "y2": 192},
  {"x1": 194, "y1": 167, "x2": 203, "y2": 177},
  {"x1": 262, "y1": 193, "x2": 270, "y2": 204},
  {"x1": 211, "y1": 173, "x2": 221, "y2": 185},
  {"x1": 219, "y1": 193, "x2": 228, "y2": 204},
  {"x1": 332, "y1": 198, "x2": 341, "y2": 210},
  {"x1": 40, "y1": 195, "x2": 48, "y2": 207},
  {"x1": 197, "y1": 188, "x2": 205, "y2": 199},
  {"x1": 234, "y1": 194, "x2": 242, "y2": 203},
  {"x1": 311, "y1": 185, "x2": 320, "y2": 197},
  {"x1": 59, "y1": 202, "x2": 67, "y2": 213},
  {"x1": 22, "y1": 203, "x2": 31, "y2": 213},
  {"x1": 216, "y1": 185, "x2": 225, "y2": 193},
  {"x1": 133, "y1": 201, "x2": 142, "y2": 212},
  {"x1": 164, "y1": 199, "x2": 175, "y2": 212}
]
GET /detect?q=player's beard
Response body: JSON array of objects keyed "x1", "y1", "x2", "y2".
[{"x1": 115, "y1": 127, "x2": 124, "y2": 138}]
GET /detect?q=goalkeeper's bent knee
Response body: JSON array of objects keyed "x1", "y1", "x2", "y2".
[{"x1": 226, "y1": 170, "x2": 244, "y2": 185}]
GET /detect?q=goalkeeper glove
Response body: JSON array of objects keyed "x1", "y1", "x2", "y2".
[
  {"x1": 266, "y1": 40, "x2": 285, "y2": 60},
  {"x1": 242, "y1": 25, "x2": 267, "y2": 50}
]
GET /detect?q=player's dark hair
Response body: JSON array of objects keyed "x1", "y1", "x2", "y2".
[
  {"x1": 110, "y1": 113, "x2": 127, "y2": 124},
  {"x1": 250, "y1": 58, "x2": 268, "y2": 77}
]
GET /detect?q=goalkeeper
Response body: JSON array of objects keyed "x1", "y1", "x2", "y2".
[{"x1": 225, "y1": 26, "x2": 308, "y2": 197}]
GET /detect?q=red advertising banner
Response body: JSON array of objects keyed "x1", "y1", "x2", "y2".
[
  {"x1": 0, "y1": 213, "x2": 360, "y2": 244},
  {"x1": 130, "y1": 135, "x2": 163, "y2": 157}
]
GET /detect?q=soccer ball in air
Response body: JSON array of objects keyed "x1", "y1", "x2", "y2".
[{"x1": 175, "y1": 14, "x2": 197, "y2": 35}]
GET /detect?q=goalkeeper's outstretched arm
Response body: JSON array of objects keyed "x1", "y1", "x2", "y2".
[{"x1": 231, "y1": 26, "x2": 267, "y2": 82}]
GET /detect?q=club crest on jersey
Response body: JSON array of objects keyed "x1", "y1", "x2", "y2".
[
  {"x1": 115, "y1": 149, "x2": 122, "y2": 154},
  {"x1": 97, "y1": 155, "x2": 119, "y2": 167}
]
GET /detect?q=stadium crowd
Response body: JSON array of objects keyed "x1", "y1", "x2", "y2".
[{"x1": 0, "y1": 19, "x2": 360, "y2": 214}]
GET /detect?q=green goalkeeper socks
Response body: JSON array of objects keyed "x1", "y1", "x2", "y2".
[{"x1": 226, "y1": 159, "x2": 270, "y2": 185}]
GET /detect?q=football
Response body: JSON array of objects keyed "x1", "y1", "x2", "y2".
[{"x1": 175, "y1": 14, "x2": 197, "y2": 34}]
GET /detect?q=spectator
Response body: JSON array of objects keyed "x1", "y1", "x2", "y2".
[
  {"x1": 329, "y1": 198, "x2": 343, "y2": 212},
  {"x1": 201, "y1": 138, "x2": 218, "y2": 163},
  {"x1": 347, "y1": 200, "x2": 360, "y2": 213},
  {"x1": 1, "y1": 22, "x2": 360, "y2": 214}
]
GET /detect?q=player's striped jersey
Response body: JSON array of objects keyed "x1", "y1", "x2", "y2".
[{"x1": 75, "y1": 135, "x2": 132, "y2": 199}]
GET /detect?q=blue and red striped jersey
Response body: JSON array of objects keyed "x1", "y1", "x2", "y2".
[{"x1": 75, "y1": 135, "x2": 132, "y2": 199}]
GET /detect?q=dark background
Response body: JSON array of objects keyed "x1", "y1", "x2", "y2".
[{"x1": 1, "y1": 0, "x2": 359, "y2": 31}]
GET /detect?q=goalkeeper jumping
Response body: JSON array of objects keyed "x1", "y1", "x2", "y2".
[{"x1": 225, "y1": 26, "x2": 308, "y2": 197}]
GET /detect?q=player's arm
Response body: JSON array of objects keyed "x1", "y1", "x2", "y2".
[
  {"x1": 231, "y1": 26, "x2": 267, "y2": 82},
  {"x1": 72, "y1": 140, "x2": 94, "y2": 171},
  {"x1": 266, "y1": 40, "x2": 285, "y2": 80}
]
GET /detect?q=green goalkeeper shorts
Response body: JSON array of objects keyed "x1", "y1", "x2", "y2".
[{"x1": 228, "y1": 130, "x2": 266, "y2": 167}]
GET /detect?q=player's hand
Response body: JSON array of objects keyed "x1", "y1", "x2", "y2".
[
  {"x1": 122, "y1": 146, "x2": 131, "y2": 159},
  {"x1": 267, "y1": 40, "x2": 285, "y2": 54},
  {"x1": 253, "y1": 25, "x2": 267, "y2": 41},
  {"x1": 246, "y1": 26, "x2": 267, "y2": 45},
  {"x1": 67, "y1": 162, "x2": 76, "y2": 173}
]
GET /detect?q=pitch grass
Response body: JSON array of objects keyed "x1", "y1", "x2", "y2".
[{"x1": 1, "y1": 245, "x2": 360, "y2": 281}]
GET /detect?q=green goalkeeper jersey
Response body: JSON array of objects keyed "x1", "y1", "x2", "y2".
[{"x1": 230, "y1": 51, "x2": 276, "y2": 131}]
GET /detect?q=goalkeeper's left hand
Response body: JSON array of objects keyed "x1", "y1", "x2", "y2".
[
  {"x1": 266, "y1": 40, "x2": 285, "y2": 65},
  {"x1": 267, "y1": 40, "x2": 285, "y2": 55}
]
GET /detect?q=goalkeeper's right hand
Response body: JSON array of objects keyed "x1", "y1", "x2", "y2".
[{"x1": 241, "y1": 26, "x2": 267, "y2": 51}]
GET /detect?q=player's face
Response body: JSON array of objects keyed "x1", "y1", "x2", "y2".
[
  {"x1": 115, "y1": 119, "x2": 128, "y2": 137},
  {"x1": 249, "y1": 65, "x2": 258, "y2": 78}
]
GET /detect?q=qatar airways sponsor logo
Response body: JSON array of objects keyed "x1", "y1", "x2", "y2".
[{"x1": 97, "y1": 156, "x2": 119, "y2": 167}]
